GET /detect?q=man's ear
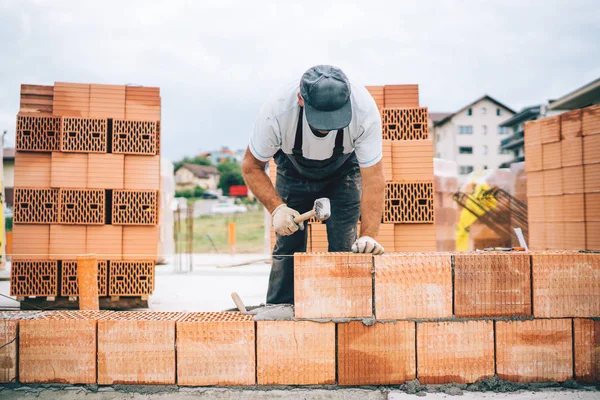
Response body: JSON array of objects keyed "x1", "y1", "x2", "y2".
[{"x1": 297, "y1": 92, "x2": 304, "y2": 107}]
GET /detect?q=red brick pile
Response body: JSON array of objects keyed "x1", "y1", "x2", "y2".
[
  {"x1": 525, "y1": 104, "x2": 600, "y2": 250},
  {"x1": 2, "y1": 251, "x2": 599, "y2": 385},
  {"x1": 11, "y1": 83, "x2": 161, "y2": 301}
]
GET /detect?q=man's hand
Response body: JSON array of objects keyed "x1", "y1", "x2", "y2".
[
  {"x1": 352, "y1": 236, "x2": 384, "y2": 255},
  {"x1": 272, "y1": 204, "x2": 304, "y2": 236}
]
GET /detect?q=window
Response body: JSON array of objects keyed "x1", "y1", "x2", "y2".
[
  {"x1": 482, "y1": 145, "x2": 488, "y2": 155},
  {"x1": 497, "y1": 126, "x2": 510, "y2": 135},
  {"x1": 481, "y1": 107, "x2": 487, "y2": 115},
  {"x1": 459, "y1": 146, "x2": 473, "y2": 154},
  {"x1": 499, "y1": 148, "x2": 510, "y2": 155},
  {"x1": 458, "y1": 125, "x2": 473, "y2": 134},
  {"x1": 497, "y1": 108, "x2": 502, "y2": 116},
  {"x1": 459, "y1": 166, "x2": 474, "y2": 175},
  {"x1": 467, "y1": 108, "x2": 473, "y2": 116},
  {"x1": 482, "y1": 125, "x2": 488, "y2": 135}
]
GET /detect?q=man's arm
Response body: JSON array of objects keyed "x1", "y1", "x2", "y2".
[
  {"x1": 358, "y1": 161, "x2": 385, "y2": 238},
  {"x1": 241, "y1": 147, "x2": 283, "y2": 213}
]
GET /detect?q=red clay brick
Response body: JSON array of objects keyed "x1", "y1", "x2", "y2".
[
  {"x1": 19, "y1": 311, "x2": 107, "y2": 383},
  {"x1": 14, "y1": 152, "x2": 51, "y2": 187},
  {"x1": 417, "y1": 320, "x2": 494, "y2": 384},
  {"x1": 564, "y1": 222, "x2": 587, "y2": 250},
  {"x1": 257, "y1": 321, "x2": 335, "y2": 385},
  {"x1": 454, "y1": 253, "x2": 531, "y2": 317},
  {"x1": 49, "y1": 225, "x2": 86, "y2": 260},
  {"x1": 374, "y1": 253, "x2": 451, "y2": 319},
  {"x1": 97, "y1": 312, "x2": 184, "y2": 385},
  {"x1": 87, "y1": 153, "x2": 124, "y2": 189},
  {"x1": 393, "y1": 223, "x2": 436, "y2": 251},
  {"x1": 562, "y1": 165, "x2": 584, "y2": 194},
  {"x1": 124, "y1": 155, "x2": 160, "y2": 190},
  {"x1": 561, "y1": 109, "x2": 582, "y2": 139},
  {"x1": 524, "y1": 119, "x2": 542, "y2": 146},
  {"x1": 338, "y1": 321, "x2": 415, "y2": 385},
  {"x1": 122, "y1": 226, "x2": 158, "y2": 260},
  {"x1": 0, "y1": 311, "x2": 41, "y2": 383},
  {"x1": 11, "y1": 224, "x2": 49, "y2": 260},
  {"x1": 541, "y1": 115, "x2": 561, "y2": 144},
  {"x1": 526, "y1": 171, "x2": 543, "y2": 197},
  {"x1": 584, "y1": 134, "x2": 600, "y2": 165},
  {"x1": 542, "y1": 142, "x2": 562, "y2": 170},
  {"x1": 524, "y1": 143, "x2": 542, "y2": 172},
  {"x1": 294, "y1": 253, "x2": 372, "y2": 319},
  {"x1": 543, "y1": 169, "x2": 563, "y2": 196},
  {"x1": 177, "y1": 312, "x2": 255, "y2": 386},
  {"x1": 532, "y1": 252, "x2": 600, "y2": 317},
  {"x1": 574, "y1": 318, "x2": 600, "y2": 382},
  {"x1": 583, "y1": 104, "x2": 600, "y2": 136},
  {"x1": 496, "y1": 319, "x2": 573, "y2": 382},
  {"x1": 86, "y1": 225, "x2": 122, "y2": 260},
  {"x1": 585, "y1": 193, "x2": 600, "y2": 221},
  {"x1": 50, "y1": 152, "x2": 87, "y2": 188},
  {"x1": 584, "y1": 163, "x2": 600, "y2": 193}
]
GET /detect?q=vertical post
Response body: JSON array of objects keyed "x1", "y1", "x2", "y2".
[
  {"x1": 228, "y1": 222, "x2": 236, "y2": 255},
  {"x1": 0, "y1": 130, "x2": 5, "y2": 269},
  {"x1": 77, "y1": 254, "x2": 99, "y2": 310}
]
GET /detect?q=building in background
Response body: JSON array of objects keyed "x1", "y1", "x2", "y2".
[
  {"x1": 197, "y1": 146, "x2": 238, "y2": 165},
  {"x1": 432, "y1": 95, "x2": 515, "y2": 179},
  {"x1": 498, "y1": 105, "x2": 543, "y2": 168},
  {"x1": 2, "y1": 148, "x2": 14, "y2": 208},
  {"x1": 174, "y1": 163, "x2": 220, "y2": 191},
  {"x1": 547, "y1": 76, "x2": 600, "y2": 112}
]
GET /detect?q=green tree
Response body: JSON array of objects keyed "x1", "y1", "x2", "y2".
[
  {"x1": 175, "y1": 189, "x2": 193, "y2": 198},
  {"x1": 173, "y1": 156, "x2": 213, "y2": 171},
  {"x1": 217, "y1": 159, "x2": 245, "y2": 196},
  {"x1": 193, "y1": 185, "x2": 205, "y2": 197}
]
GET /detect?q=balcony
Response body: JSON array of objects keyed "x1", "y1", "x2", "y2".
[{"x1": 500, "y1": 130, "x2": 524, "y2": 150}]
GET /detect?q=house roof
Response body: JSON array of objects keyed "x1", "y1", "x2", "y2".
[
  {"x1": 547, "y1": 76, "x2": 600, "y2": 111},
  {"x1": 429, "y1": 112, "x2": 452, "y2": 123},
  {"x1": 499, "y1": 105, "x2": 542, "y2": 127},
  {"x1": 181, "y1": 163, "x2": 219, "y2": 178},
  {"x1": 434, "y1": 95, "x2": 516, "y2": 127}
]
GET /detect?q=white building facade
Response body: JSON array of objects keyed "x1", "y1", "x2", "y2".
[{"x1": 433, "y1": 96, "x2": 515, "y2": 179}]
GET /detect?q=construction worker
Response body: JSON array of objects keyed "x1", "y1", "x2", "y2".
[{"x1": 242, "y1": 65, "x2": 385, "y2": 304}]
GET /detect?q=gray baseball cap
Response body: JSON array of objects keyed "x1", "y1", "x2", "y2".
[{"x1": 300, "y1": 65, "x2": 352, "y2": 131}]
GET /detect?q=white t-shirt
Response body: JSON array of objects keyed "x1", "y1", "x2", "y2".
[{"x1": 249, "y1": 77, "x2": 382, "y2": 168}]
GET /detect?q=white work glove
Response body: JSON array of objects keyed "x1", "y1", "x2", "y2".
[
  {"x1": 272, "y1": 204, "x2": 304, "y2": 236},
  {"x1": 352, "y1": 236, "x2": 385, "y2": 255}
]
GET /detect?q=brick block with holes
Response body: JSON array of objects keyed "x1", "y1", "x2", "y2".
[
  {"x1": 112, "y1": 120, "x2": 158, "y2": 154},
  {"x1": 338, "y1": 321, "x2": 415, "y2": 385},
  {"x1": 10, "y1": 260, "x2": 57, "y2": 297},
  {"x1": 574, "y1": 319, "x2": 600, "y2": 382},
  {"x1": 417, "y1": 320, "x2": 494, "y2": 384},
  {"x1": 294, "y1": 253, "x2": 372, "y2": 319},
  {"x1": 59, "y1": 188, "x2": 105, "y2": 224},
  {"x1": 112, "y1": 189, "x2": 159, "y2": 225},
  {"x1": 14, "y1": 152, "x2": 51, "y2": 187},
  {"x1": 11, "y1": 224, "x2": 49, "y2": 260},
  {"x1": 16, "y1": 114, "x2": 60, "y2": 151},
  {"x1": 383, "y1": 182, "x2": 434, "y2": 223},
  {"x1": 50, "y1": 152, "x2": 87, "y2": 188},
  {"x1": 374, "y1": 253, "x2": 451, "y2": 319},
  {"x1": 61, "y1": 260, "x2": 108, "y2": 297},
  {"x1": 109, "y1": 260, "x2": 155, "y2": 296},
  {"x1": 86, "y1": 225, "x2": 123, "y2": 260},
  {"x1": 454, "y1": 252, "x2": 531, "y2": 317},
  {"x1": 13, "y1": 188, "x2": 58, "y2": 224},
  {"x1": 87, "y1": 153, "x2": 124, "y2": 189},
  {"x1": 98, "y1": 312, "x2": 183, "y2": 385},
  {"x1": 60, "y1": 117, "x2": 108, "y2": 153},
  {"x1": 496, "y1": 319, "x2": 573, "y2": 382},
  {"x1": 393, "y1": 223, "x2": 436, "y2": 251},
  {"x1": 381, "y1": 108, "x2": 428, "y2": 140},
  {"x1": 0, "y1": 312, "x2": 41, "y2": 383},
  {"x1": 177, "y1": 312, "x2": 255, "y2": 386},
  {"x1": 257, "y1": 321, "x2": 335, "y2": 385},
  {"x1": 124, "y1": 155, "x2": 160, "y2": 190},
  {"x1": 122, "y1": 226, "x2": 159, "y2": 260},
  {"x1": 49, "y1": 225, "x2": 86, "y2": 260},
  {"x1": 19, "y1": 311, "x2": 107, "y2": 383},
  {"x1": 532, "y1": 252, "x2": 600, "y2": 318}
]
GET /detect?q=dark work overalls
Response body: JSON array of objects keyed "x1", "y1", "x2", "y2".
[{"x1": 267, "y1": 106, "x2": 362, "y2": 304}]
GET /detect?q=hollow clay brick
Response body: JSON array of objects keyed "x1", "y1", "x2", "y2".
[
  {"x1": 542, "y1": 142, "x2": 562, "y2": 170},
  {"x1": 561, "y1": 137, "x2": 583, "y2": 167},
  {"x1": 563, "y1": 166, "x2": 584, "y2": 194},
  {"x1": 574, "y1": 318, "x2": 600, "y2": 382},
  {"x1": 383, "y1": 84, "x2": 419, "y2": 108},
  {"x1": 49, "y1": 225, "x2": 86, "y2": 260},
  {"x1": 12, "y1": 224, "x2": 49, "y2": 260},
  {"x1": 584, "y1": 134, "x2": 600, "y2": 165},
  {"x1": 0, "y1": 312, "x2": 41, "y2": 383},
  {"x1": 86, "y1": 225, "x2": 123, "y2": 260},
  {"x1": 14, "y1": 152, "x2": 51, "y2": 187},
  {"x1": 391, "y1": 140, "x2": 434, "y2": 181},
  {"x1": 50, "y1": 152, "x2": 87, "y2": 188},
  {"x1": 393, "y1": 224, "x2": 436, "y2": 251},
  {"x1": 582, "y1": 104, "x2": 600, "y2": 136},
  {"x1": 87, "y1": 153, "x2": 124, "y2": 189},
  {"x1": 124, "y1": 155, "x2": 160, "y2": 190},
  {"x1": 540, "y1": 115, "x2": 561, "y2": 144},
  {"x1": 15, "y1": 114, "x2": 60, "y2": 152},
  {"x1": 561, "y1": 109, "x2": 582, "y2": 139}
]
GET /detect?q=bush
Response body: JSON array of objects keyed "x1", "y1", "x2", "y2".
[
  {"x1": 193, "y1": 185, "x2": 205, "y2": 198},
  {"x1": 175, "y1": 189, "x2": 194, "y2": 198}
]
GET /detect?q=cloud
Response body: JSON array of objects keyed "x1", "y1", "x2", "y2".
[{"x1": 0, "y1": 0, "x2": 598, "y2": 159}]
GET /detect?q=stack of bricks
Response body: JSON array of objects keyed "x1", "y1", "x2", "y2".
[
  {"x1": 524, "y1": 104, "x2": 600, "y2": 250},
  {"x1": 433, "y1": 159, "x2": 459, "y2": 251},
  {"x1": 267, "y1": 84, "x2": 435, "y2": 253},
  {"x1": 3, "y1": 251, "x2": 600, "y2": 385},
  {"x1": 11, "y1": 82, "x2": 161, "y2": 303}
]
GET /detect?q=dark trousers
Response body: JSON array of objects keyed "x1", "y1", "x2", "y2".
[{"x1": 266, "y1": 167, "x2": 362, "y2": 304}]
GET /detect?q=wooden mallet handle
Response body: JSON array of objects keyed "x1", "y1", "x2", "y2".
[{"x1": 294, "y1": 210, "x2": 315, "y2": 224}]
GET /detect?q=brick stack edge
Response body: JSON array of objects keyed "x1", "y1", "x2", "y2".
[
  {"x1": 10, "y1": 82, "x2": 161, "y2": 300},
  {"x1": 267, "y1": 84, "x2": 436, "y2": 253},
  {"x1": 524, "y1": 104, "x2": 600, "y2": 250},
  {"x1": 3, "y1": 251, "x2": 600, "y2": 386}
]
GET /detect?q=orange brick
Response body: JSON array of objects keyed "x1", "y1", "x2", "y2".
[
  {"x1": 527, "y1": 196, "x2": 545, "y2": 222},
  {"x1": 50, "y1": 152, "x2": 87, "y2": 188},
  {"x1": 19, "y1": 311, "x2": 106, "y2": 383},
  {"x1": 11, "y1": 224, "x2": 49, "y2": 260},
  {"x1": 528, "y1": 222, "x2": 546, "y2": 250},
  {"x1": 524, "y1": 119, "x2": 542, "y2": 146},
  {"x1": 87, "y1": 153, "x2": 124, "y2": 189},
  {"x1": 542, "y1": 142, "x2": 562, "y2": 170},
  {"x1": 561, "y1": 137, "x2": 583, "y2": 167},
  {"x1": 583, "y1": 104, "x2": 600, "y2": 136},
  {"x1": 393, "y1": 224, "x2": 436, "y2": 251},
  {"x1": 374, "y1": 253, "x2": 451, "y2": 319},
  {"x1": 14, "y1": 152, "x2": 51, "y2": 187},
  {"x1": 563, "y1": 194, "x2": 584, "y2": 221},
  {"x1": 124, "y1": 155, "x2": 160, "y2": 190},
  {"x1": 338, "y1": 321, "x2": 415, "y2": 385},
  {"x1": 294, "y1": 253, "x2": 372, "y2": 319},
  {"x1": 177, "y1": 312, "x2": 255, "y2": 386},
  {"x1": 391, "y1": 140, "x2": 434, "y2": 181},
  {"x1": 541, "y1": 115, "x2": 561, "y2": 144},
  {"x1": 53, "y1": 82, "x2": 90, "y2": 117},
  {"x1": 98, "y1": 312, "x2": 184, "y2": 385},
  {"x1": 308, "y1": 223, "x2": 329, "y2": 252},
  {"x1": 533, "y1": 253, "x2": 600, "y2": 317},
  {"x1": 0, "y1": 312, "x2": 41, "y2": 383},
  {"x1": 562, "y1": 165, "x2": 584, "y2": 194},
  {"x1": 257, "y1": 321, "x2": 334, "y2": 385},
  {"x1": 574, "y1": 319, "x2": 600, "y2": 382},
  {"x1": 525, "y1": 142, "x2": 542, "y2": 172},
  {"x1": 561, "y1": 109, "x2": 582, "y2": 139},
  {"x1": 89, "y1": 83, "x2": 126, "y2": 119},
  {"x1": 588, "y1": 222, "x2": 600, "y2": 249},
  {"x1": 122, "y1": 226, "x2": 159, "y2": 260},
  {"x1": 365, "y1": 85, "x2": 384, "y2": 111},
  {"x1": 586, "y1": 193, "x2": 600, "y2": 221},
  {"x1": 584, "y1": 163, "x2": 600, "y2": 193},
  {"x1": 383, "y1": 84, "x2": 419, "y2": 108},
  {"x1": 375, "y1": 223, "x2": 395, "y2": 252},
  {"x1": 454, "y1": 253, "x2": 531, "y2": 317},
  {"x1": 382, "y1": 140, "x2": 392, "y2": 181},
  {"x1": 584, "y1": 134, "x2": 600, "y2": 165},
  {"x1": 544, "y1": 195, "x2": 564, "y2": 222},
  {"x1": 546, "y1": 222, "x2": 565, "y2": 250},
  {"x1": 86, "y1": 225, "x2": 122, "y2": 260},
  {"x1": 417, "y1": 320, "x2": 494, "y2": 384},
  {"x1": 543, "y1": 169, "x2": 563, "y2": 195},
  {"x1": 49, "y1": 225, "x2": 86, "y2": 260},
  {"x1": 496, "y1": 319, "x2": 572, "y2": 382},
  {"x1": 564, "y1": 222, "x2": 586, "y2": 250},
  {"x1": 526, "y1": 171, "x2": 543, "y2": 197}
]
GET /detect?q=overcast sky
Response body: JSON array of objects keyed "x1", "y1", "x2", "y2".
[{"x1": 1, "y1": 0, "x2": 599, "y2": 161}]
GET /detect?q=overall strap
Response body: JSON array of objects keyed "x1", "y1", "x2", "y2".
[{"x1": 292, "y1": 106, "x2": 304, "y2": 156}]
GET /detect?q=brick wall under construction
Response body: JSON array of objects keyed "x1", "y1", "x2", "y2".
[
  {"x1": 11, "y1": 82, "x2": 161, "y2": 301},
  {"x1": 2, "y1": 251, "x2": 599, "y2": 386},
  {"x1": 267, "y1": 84, "x2": 436, "y2": 252},
  {"x1": 525, "y1": 104, "x2": 600, "y2": 250}
]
